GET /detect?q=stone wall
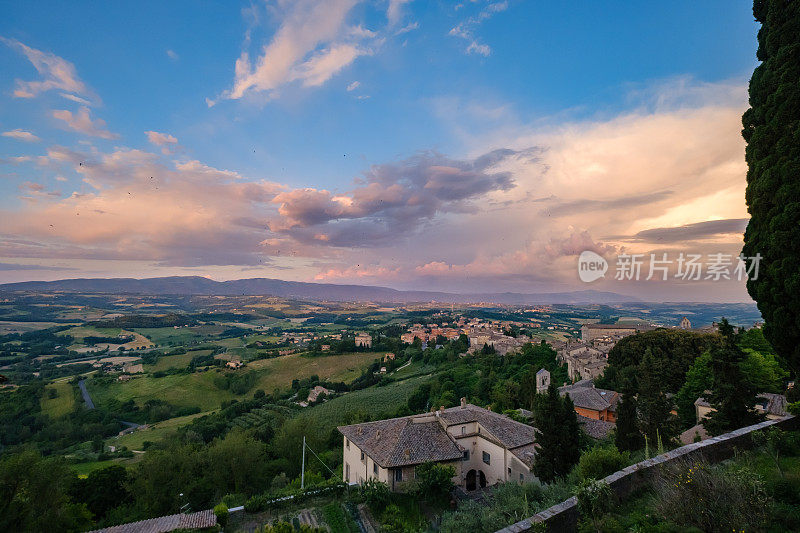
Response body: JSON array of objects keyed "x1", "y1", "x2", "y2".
[{"x1": 496, "y1": 415, "x2": 799, "y2": 533}]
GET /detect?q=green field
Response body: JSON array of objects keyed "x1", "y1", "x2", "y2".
[
  {"x1": 146, "y1": 349, "x2": 213, "y2": 372},
  {"x1": 60, "y1": 326, "x2": 122, "y2": 340},
  {"x1": 69, "y1": 456, "x2": 142, "y2": 477},
  {"x1": 40, "y1": 381, "x2": 76, "y2": 418},
  {"x1": 248, "y1": 352, "x2": 379, "y2": 392},
  {"x1": 87, "y1": 371, "x2": 234, "y2": 411},
  {"x1": 298, "y1": 374, "x2": 431, "y2": 436},
  {"x1": 110, "y1": 411, "x2": 210, "y2": 450}
]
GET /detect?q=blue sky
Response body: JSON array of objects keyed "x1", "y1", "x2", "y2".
[{"x1": 0, "y1": 1, "x2": 761, "y2": 301}]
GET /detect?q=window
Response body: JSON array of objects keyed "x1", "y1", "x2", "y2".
[
  {"x1": 463, "y1": 450, "x2": 470, "y2": 461},
  {"x1": 461, "y1": 426, "x2": 465, "y2": 435},
  {"x1": 345, "y1": 438, "x2": 349, "y2": 449},
  {"x1": 373, "y1": 463, "x2": 378, "y2": 475},
  {"x1": 361, "y1": 451, "x2": 365, "y2": 462},
  {"x1": 345, "y1": 463, "x2": 350, "y2": 482},
  {"x1": 482, "y1": 451, "x2": 491, "y2": 465},
  {"x1": 507, "y1": 467, "x2": 512, "y2": 476},
  {"x1": 395, "y1": 469, "x2": 403, "y2": 482},
  {"x1": 519, "y1": 473, "x2": 524, "y2": 482}
]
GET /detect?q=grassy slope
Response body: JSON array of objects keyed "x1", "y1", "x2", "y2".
[
  {"x1": 248, "y1": 352, "x2": 379, "y2": 392},
  {"x1": 298, "y1": 374, "x2": 430, "y2": 435},
  {"x1": 146, "y1": 349, "x2": 213, "y2": 372},
  {"x1": 110, "y1": 411, "x2": 210, "y2": 450},
  {"x1": 40, "y1": 381, "x2": 76, "y2": 418},
  {"x1": 87, "y1": 352, "x2": 377, "y2": 413}
]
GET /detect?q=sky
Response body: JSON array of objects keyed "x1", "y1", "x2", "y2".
[{"x1": 0, "y1": 1, "x2": 762, "y2": 302}]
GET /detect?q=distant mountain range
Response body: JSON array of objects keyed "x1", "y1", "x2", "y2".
[{"x1": 0, "y1": 276, "x2": 640, "y2": 305}]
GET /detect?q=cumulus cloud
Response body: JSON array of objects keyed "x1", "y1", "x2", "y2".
[
  {"x1": 52, "y1": 107, "x2": 118, "y2": 139},
  {"x1": 2, "y1": 129, "x2": 40, "y2": 142},
  {"x1": 1, "y1": 146, "x2": 284, "y2": 266},
  {"x1": 217, "y1": 0, "x2": 379, "y2": 103},
  {"x1": 267, "y1": 149, "x2": 522, "y2": 248},
  {"x1": 1, "y1": 37, "x2": 97, "y2": 103}
]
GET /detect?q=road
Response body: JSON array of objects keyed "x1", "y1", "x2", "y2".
[{"x1": 78, "y1": 379, "x2": 95, "y2": 409}]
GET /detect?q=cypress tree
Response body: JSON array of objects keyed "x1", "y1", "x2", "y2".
[
  {"x1": 559, "y1": 393, "x2": 581, "y2": 473},
  {"x1": 636, "y1": 349, "x2": 676, "y2": 444},
  {"x1": 532, "y1": 384, "x2": 562, "y2": 483},
  {"x1": 532, "y1": 383, "x2": 581, "y2": 482},
  {"x1": 703, "y1": 319, "x2": 762, "y2": 435},
  {"x1": 741, "y1": 0, "x2": 800, "y2": 375},
  {"x1": 615, "y1": 391, "x2": 643, "y2": 452}
]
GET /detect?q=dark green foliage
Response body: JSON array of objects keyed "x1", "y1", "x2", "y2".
[
  {"x1": 406, "y1": 340, "x2": 567, "y2": 414},
  {"x1": 213, "y1": 502, "x2": 228, "y2": 527},
  {"x1": 614, "y1": 390, "x2": 643, "y2": 452},
  {"x1": 742, "y1": 0, "x2": 800, "y2": 377},
  {"x1": 575, "y1": 479, "x2": 614, "y2": 533},
  {"x1": 439, "y1": 481, "x2": 573, "y2": 532},
  {"x1": 69, "y1": 465, "x2": 132, "y2": 520},
  {"x1": 636, "y1": 350, "x2": 677, "y2": 444},
  {"x1": 575, "y1": 445, "x2": 630, "y2": 482},
  {"x1": 0, "y1": 449, "x2": 92, "y2": 532},
  {"x1": 360, "y1": 478, "x2": 391, "y2": 512},
  {"x1": 413, "y1": 462, "x2": 455, "y2": 501},
  {"x1": 703, "y1": 320, "x2": 762, "y2": 435},
  {"x1": 532, "y1": 383, "x2": 580, "y2": 483},
  {"x1": 322, "y1": 502, "x2": 359, "y2": 533},
  {"x1": 598, "y1": 329, "x2": 722, "y2": 393}
]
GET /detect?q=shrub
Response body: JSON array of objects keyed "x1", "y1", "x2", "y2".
[
  {"x1": 213, "y1": 502, "x2": 228, "y2": 527},
  {"x1": 575, "y1": 479, "x2": 614, "y2": 533},
  {"x1": 574, "y1": 445, "x2": 630, "y2": 482},
  {"x1": 360, "y1": 479, "x2": 391, "y2": 512},
  {"x1": 651, "y1": 459, "x2": 769, "y2": 532},
  {"x1": 413, "y1": 462, "x2": 455, "y2": 501}
]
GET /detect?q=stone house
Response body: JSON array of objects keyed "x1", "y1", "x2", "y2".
[{"x1": 338, "y1": 399, "x2": 537, "y2": 492}]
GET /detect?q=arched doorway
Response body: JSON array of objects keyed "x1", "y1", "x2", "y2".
[
  {"x1": 466, "y1": 469, "x2": 477, "y2": 491},
  {"x1": 465, "y1": 469, "x2": 487, "y2": 491}
]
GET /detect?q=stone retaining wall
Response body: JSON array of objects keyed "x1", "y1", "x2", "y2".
[{"x1": 496, "y1": 415, "x2": 798, "y2": 533}]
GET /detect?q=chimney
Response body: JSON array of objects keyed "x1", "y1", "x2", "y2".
[
  {"x1": 440, "y1": 405, "x2": 445, "y2": 413},
  {"x1": 460, "y1": 397, "x2": 466, "y2": 408},
  {"x1": 376, "y1": 430, "x2": 381, "y2": 438}
]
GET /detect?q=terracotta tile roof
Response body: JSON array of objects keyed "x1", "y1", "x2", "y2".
[
  {"x1": 559, "y1": 382, "x2": 618, "y2": 412},
  {"x1": 339, "y1": 404, "x2": 536, "y2": 468},
  {"x1": 88, "y1": 509, "x2": 216, "y2": 533},
  {"x1": 439, "y1": 405, "x2": 536, "y2": 449},
  {"x1": 339, "y1": 416, "x2": 463, "y2": 468},
  {"x1": 577, "y1": 415, "x2": 615, "y2": 439}
]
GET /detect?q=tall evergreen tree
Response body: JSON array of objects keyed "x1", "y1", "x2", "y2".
[
  {"x1": 531, "y1": 383, "x2": 580, "y2": 483},
  {"x1": 703, "y1": 319, "x2": 762, "y2": 435},
  {"x1": 742, "y1": 0, "x2": 800, "y2": 376},
  {"x1": 559, "y1": 394, "x2": 581, "y2": 472},
  {"x1": 531, "y1": 384, "x2": 562, "y2": 483},
  {"x1": 636, "y1": 349, "x2": 676, "y2": 444},
  {"x1": 615, "y1": 390, "x2": 643, "y2": 452}
]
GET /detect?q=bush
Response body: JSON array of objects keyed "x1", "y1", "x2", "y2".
[
  {"x1": 213, "y1": 502, "x2": 228, "y2": 527},
  {"x1": 413, "y1": 462, "x2": 455, "y2": 501},
  {"x1": 575, "y1": 445, "x2": 630, "y2": 482},
  {"x1": 575, "y1": 479, "x2": 614, "y2": 533},
  {"x1": 651, "y1": 459, "x2": 769, "y2": 532},
  {"x1": 360, "y1": 479, "x2": 391, "y2": 512}
]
